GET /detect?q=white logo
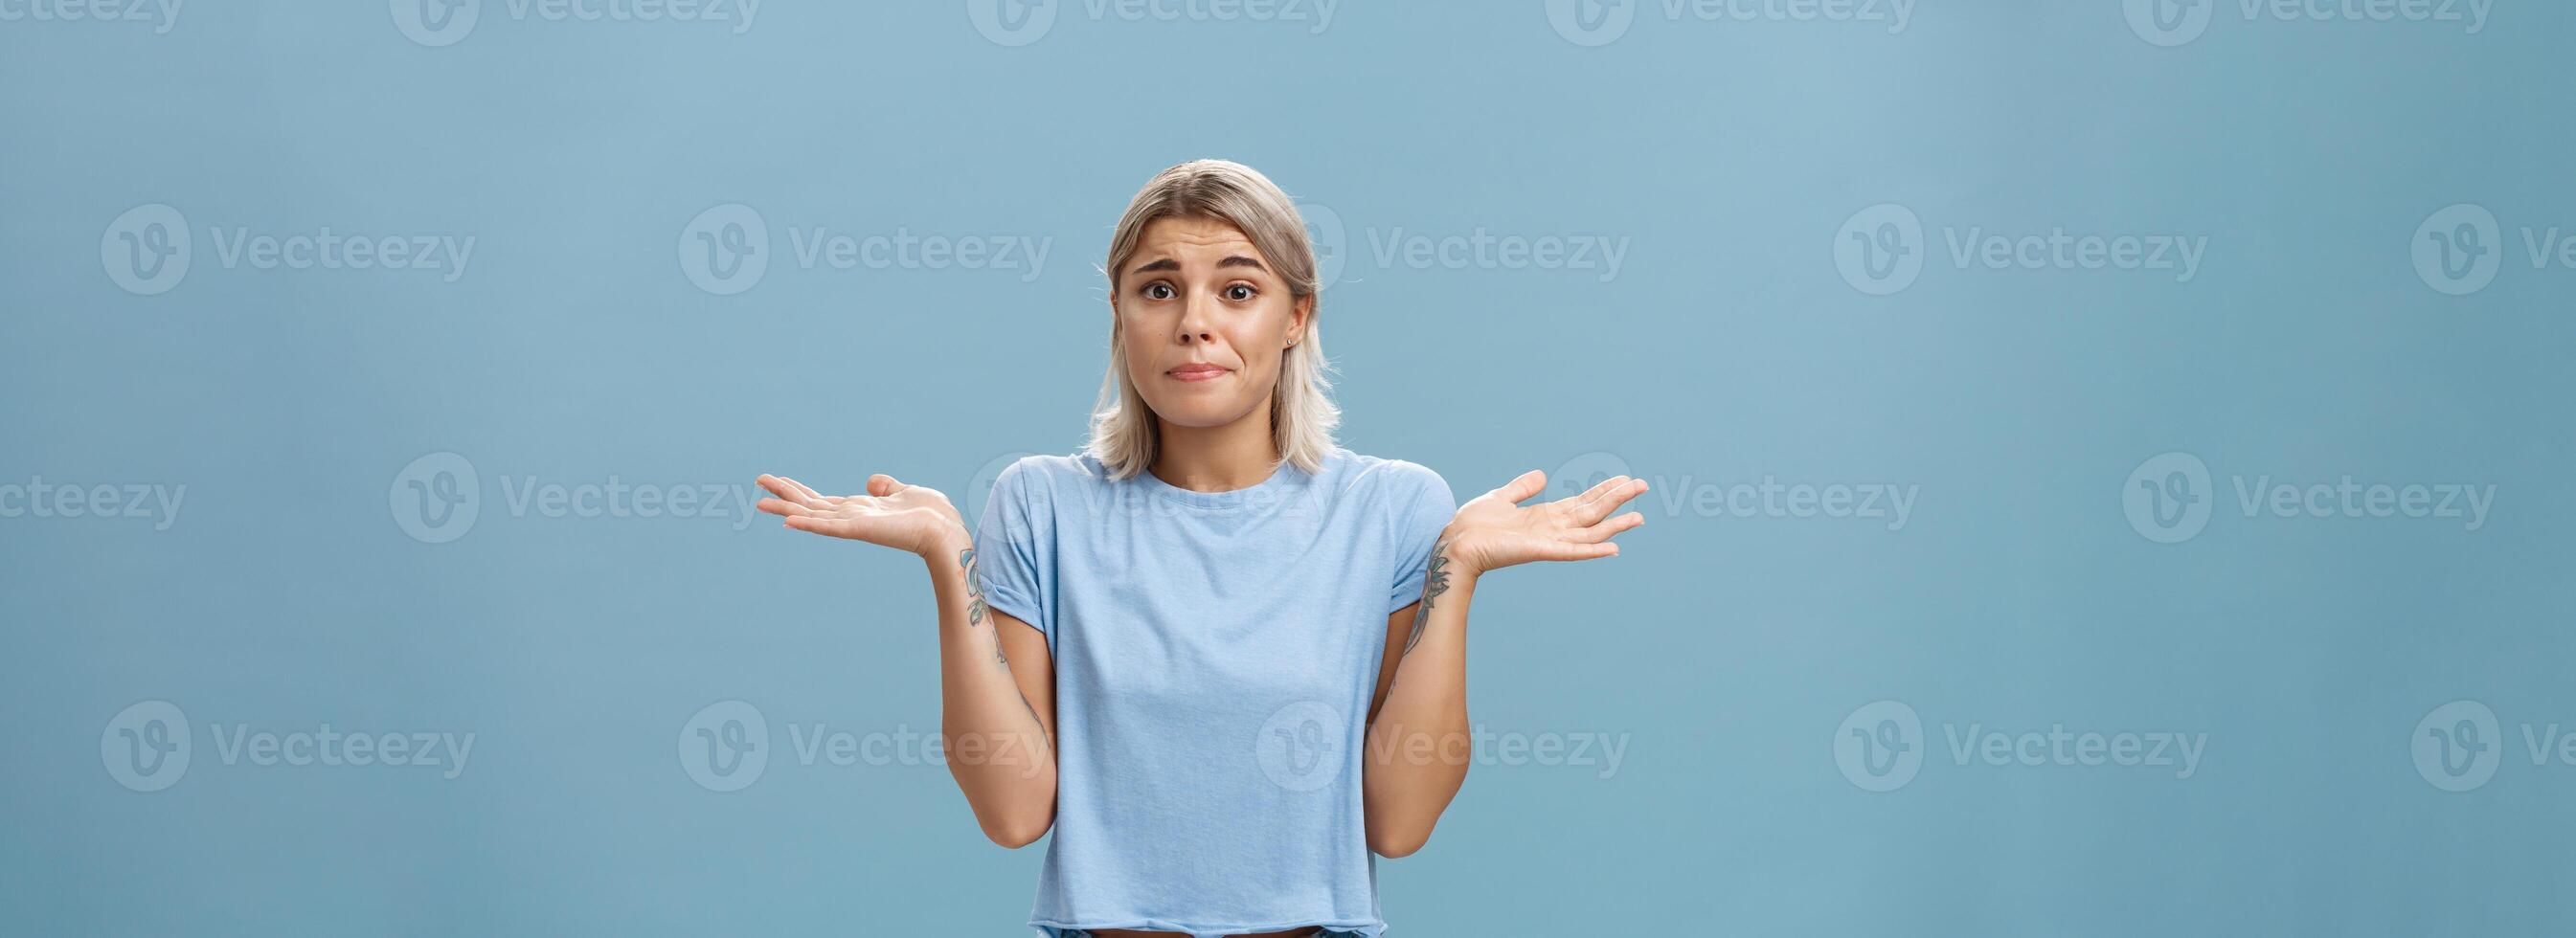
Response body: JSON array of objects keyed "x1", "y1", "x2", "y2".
[
  {"x1": 391, "y1": 0, "x2": 481, "y2": 46},
  {"x1": 2123, "y1": 451, "x2": 2211, "y2": 544},
  {"x1": 102, "y1": 204, "x2": 192, "y2": 296},
  {"x1": 2123, "y1": 0, "x2": 2211, "y2": 46},
  {"x1": 2412, "y1": 700, "x2": 2500, "y2": 793},
  {"x1": 1547, "y1": 0, "x2": 1635, "y2": 46},
  {"x1": 102, "y1": 701, "x2": 192, "y2": 793},
  {"x1": 967, "y1": 0, "x2": 1055, "y2": 45},
  {"x1": 2411, "y1": 203, "x2": 2500, "y2": 296},
  {"x1": 1255, "y1": 700, "x2": 1345, "y2": 792},
  {"x1": 1297, "y1": 201, "x2": 1346, "y2": 292},
  {"x1": 680, "y1": 700, "x2": 770, "y2": 792},
  {"x1": 1834, "y1": 203, "x2": 1922, "y2": 295},
  {"x1": 1835, "y1": 700, "x2": 1922, "y2": 792},
  {"x1": 679, "y1": 203, "x2": 769, "y2": 295},
  {"x1": 966, "y1": 451, "x2": 1039, "y2": 531},
  {"x1": 1548, "y1": 451, "x2": 1635, "y2": 502},
  {"x1": 391, "y1": 452, "x2": 481, "y2": 544}
]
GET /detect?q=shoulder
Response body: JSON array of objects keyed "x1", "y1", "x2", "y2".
[
  {"x1": 1329, "y1": 448, "x2": 1454, "y2": 508},
  {"x1": 990, "y1": 452, "x2": 1107, "y2": 505}
]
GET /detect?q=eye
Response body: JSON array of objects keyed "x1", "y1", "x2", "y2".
[
  {"x1": 1223, "y1": 283, "x2": 1257, "y2": 302},
  {"x1": 1141, "y1": 281, "x2": 1176, "y2": 301}
]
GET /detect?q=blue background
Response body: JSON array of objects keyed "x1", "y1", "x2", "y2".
[{"x1": 5, "y1": 1, "x2": 2572, "y2": 934}]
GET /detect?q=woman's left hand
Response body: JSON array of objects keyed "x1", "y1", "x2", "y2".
[{"x1": 1441, "y1": 470, "x2": 1649, "y2": 576}]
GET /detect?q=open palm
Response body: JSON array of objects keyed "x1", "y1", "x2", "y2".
[
  {"x1": 755, "y1": 473, "x2": 969, "y2": 558},
  {"x1": 1443, "y1": 469, "x2": 1648, "y2": 575}
]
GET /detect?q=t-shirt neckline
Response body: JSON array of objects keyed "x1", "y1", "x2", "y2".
[{"x1": 1135, "y1": 457, "x2": 1304, "y2": 509}]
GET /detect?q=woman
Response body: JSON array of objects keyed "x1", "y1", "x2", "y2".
[{"x1": 754, "y1": 160, "x2": 1647, "y2": 938}]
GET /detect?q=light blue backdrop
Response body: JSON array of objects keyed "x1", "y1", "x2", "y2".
[{"x1": 5, "y1": 1, "x2": 2571, "y2": 934}]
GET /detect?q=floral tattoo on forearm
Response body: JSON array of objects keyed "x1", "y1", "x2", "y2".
[
  {"x1": 960, "y1": 547, "x2": 1006, "y2": 667},
  {"x1": 1403, "y1": 535, "x2": 1456, "y2": 657}
]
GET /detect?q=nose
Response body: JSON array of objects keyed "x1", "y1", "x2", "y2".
[{"x1": 1176, "y1": 290, "x2": 1216, "y2": 345}]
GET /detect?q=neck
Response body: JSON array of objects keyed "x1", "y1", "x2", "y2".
[{"x1": 1150, "y1": 401, "x2": 1279, "y2": 493}]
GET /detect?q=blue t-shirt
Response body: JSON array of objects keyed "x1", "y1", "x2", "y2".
[{"x1": 973, "y1": 446, "x2": 1456, "y2": 938}]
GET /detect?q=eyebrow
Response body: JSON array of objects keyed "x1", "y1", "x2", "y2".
[{"x1": 1129, "y1": 255, "x2": 1270, "y2": 276}]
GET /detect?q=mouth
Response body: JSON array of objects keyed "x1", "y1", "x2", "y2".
[{"x1": 1165, "y1": 363, "x2": 1232, "y2": 383}]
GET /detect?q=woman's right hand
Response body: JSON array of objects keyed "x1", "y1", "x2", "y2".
[{"x1": 756, "y1": 473, "x2": 969, "y2": 559}]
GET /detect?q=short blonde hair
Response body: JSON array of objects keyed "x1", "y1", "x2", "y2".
[{"x1": 1087, "y1": 159, "x2": 1339, "y2": 480}]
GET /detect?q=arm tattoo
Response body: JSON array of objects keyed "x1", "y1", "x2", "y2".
[
  {"x1": 960, "y1": 547, "x2": 1006, "y2": 667},
  {"x1": 1402, "y1": 536, "x2": 1456, "y2": 657}
]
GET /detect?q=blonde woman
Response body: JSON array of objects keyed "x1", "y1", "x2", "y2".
[{"x1": 755, "y1": 160, "x2": 1647, "y2": 938}]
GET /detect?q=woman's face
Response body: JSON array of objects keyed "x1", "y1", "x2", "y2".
[{"x1": 1116, "y1": 215, "x2": 1309, "y2": 434}]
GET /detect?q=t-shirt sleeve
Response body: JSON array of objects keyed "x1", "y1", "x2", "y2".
[
  {"x1": 1387, "y1": 462, "x2": 1458, "y2": 616},
  {"x1": 971, "y1": 459, "x2": 1053, "y2": 648}
]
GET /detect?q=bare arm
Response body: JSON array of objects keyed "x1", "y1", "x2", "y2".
[
  {"x1": 756, "y1": 473, "x2": 1057, "y2": 848},
  {"x1": 1362, "y1": 470, "x2": 1646, "y2": 858}
]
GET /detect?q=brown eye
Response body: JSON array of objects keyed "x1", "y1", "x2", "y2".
[
  {"x1": 1224, "y1": 283, "x2": 1255, "y2": 302},
  {"x1": 1142, "y1": 282, "x2": 1175, "y2": 301}
]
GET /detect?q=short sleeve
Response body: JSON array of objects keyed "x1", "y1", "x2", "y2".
[
  {"x1": 972, "y1": 458, "x2": 1053, "y2": 648},
  {"x1": 1386, "y1": 462, "x2": 1457, "y2": 616}
]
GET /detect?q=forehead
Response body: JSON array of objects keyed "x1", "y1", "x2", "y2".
[{"x1": 1134, "y1": 215, "x2": 1259, "y2": 258}]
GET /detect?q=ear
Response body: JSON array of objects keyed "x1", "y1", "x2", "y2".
[{"x1": 1288, "y1": 293, "x2": 1313, "y2": 346}]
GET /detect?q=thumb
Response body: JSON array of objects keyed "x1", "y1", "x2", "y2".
[
  {"x1": 869, "y1": 474, "x2": 906, "y2": 497},
  {"x1": 1494, "y1": 469, "x2": 1548, "y2": 504}
]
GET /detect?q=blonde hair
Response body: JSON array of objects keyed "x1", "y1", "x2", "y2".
[{"x1": 1086, "y1": 159, "x2": 1339, "y2": 480}]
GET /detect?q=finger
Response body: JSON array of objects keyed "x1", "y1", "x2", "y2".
[
  {"x1": 1536, "y1": 536, "x2": 1618, "y2": 562},
  {"x1": 870, "y1": 474, "x2": 907, "y2": 498},
  {"x1": 1567, "y1": 511, "x2": 1645, "y2": 543},
  {"x1": 1575, "y1": 477, "x2": 1650, "y2": 525},
  {"x1": 771, "y1": 475, "x2": 836, "y2": 507},
  {"x1": 1492, "y1": 469, "x2": 1548, "y2": 505},
  {"x1": 757, "y1": 497, "x2": 816, "y2": 518},
  {"x1": 1560, "y1": 475, "x2": 1632, "y2": 524},
  {"x1": 782, "y1": 514, "x2": 868, "y2": 540}
]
